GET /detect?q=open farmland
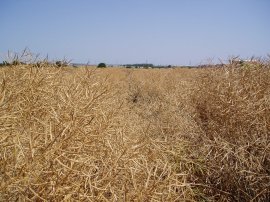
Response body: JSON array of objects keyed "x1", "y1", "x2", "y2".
[{"x1": 0, "y1": 63, "x2": 269, "y2": 201}]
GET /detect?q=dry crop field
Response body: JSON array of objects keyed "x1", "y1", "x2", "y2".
[{"x1": 0, "y1": 62, "x2": 269, "y2": 201}]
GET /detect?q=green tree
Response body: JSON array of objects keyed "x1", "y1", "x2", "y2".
[
  {"x1": 97, "y1": 63, "x2": 106, "y2": 68},
  {"x1": 55, "y1": 61, "x2": 68, "y2": 67}
]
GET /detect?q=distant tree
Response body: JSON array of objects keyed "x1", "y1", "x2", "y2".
[
  {"x1": 12, "y1": 60, "x2": 21, "y2": 66},
  {"x1": 97, "y1": 63, "x2": 106, "y2": 68},
  {"x1": 1, "y1": 61, "x2": 10, "y2": 66},
  {"x1": 55, "y1": 61, "x2": 68, "y2": 67},
  {"x1": 55, "y1": 61, "x2": 62, "y2": 67}
]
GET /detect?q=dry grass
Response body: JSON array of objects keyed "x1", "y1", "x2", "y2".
[
  {"x1": 0, "y1": 62, "x2": 269, "y2": 201},
  {"x1": 191, "y1": 64, "x2": 270, "y2": 201}
]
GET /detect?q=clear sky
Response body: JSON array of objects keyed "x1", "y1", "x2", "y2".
[{"x1": 1, "y1": 0, "x2": 270, "y2": 65}]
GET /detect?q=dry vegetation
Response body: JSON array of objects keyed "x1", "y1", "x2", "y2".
[{"x1": 0, "y1": 61, "x2": 269, "y2": 201}]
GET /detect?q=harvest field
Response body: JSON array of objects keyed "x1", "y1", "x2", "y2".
[{"x1": 0, "y1": 62, "x2": 269, "y2": 201}]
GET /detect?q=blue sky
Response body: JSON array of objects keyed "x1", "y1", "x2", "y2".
[{"x1": 0, "y1": 0, "x2": 269, "y2": 65}]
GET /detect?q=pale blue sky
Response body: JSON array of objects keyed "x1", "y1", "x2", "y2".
[{"x1": 1, "y1": 0, "x2": 269, "y2": 65}]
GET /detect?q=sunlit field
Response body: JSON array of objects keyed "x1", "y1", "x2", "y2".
[{"x1": 0, "y1": 62, "x2": 269, "y2": 201}]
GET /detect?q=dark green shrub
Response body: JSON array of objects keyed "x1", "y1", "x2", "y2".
[
  {"x1": 55, "y1": 61, "x2": 68, "y2": 67},
  {"x1": 97, "y1": 63, "x2": 106, "y2": 68}
]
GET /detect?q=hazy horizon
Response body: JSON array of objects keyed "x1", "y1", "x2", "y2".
[{"x1": 1, "y1": 0, "x2": 270, "y2": 65}]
